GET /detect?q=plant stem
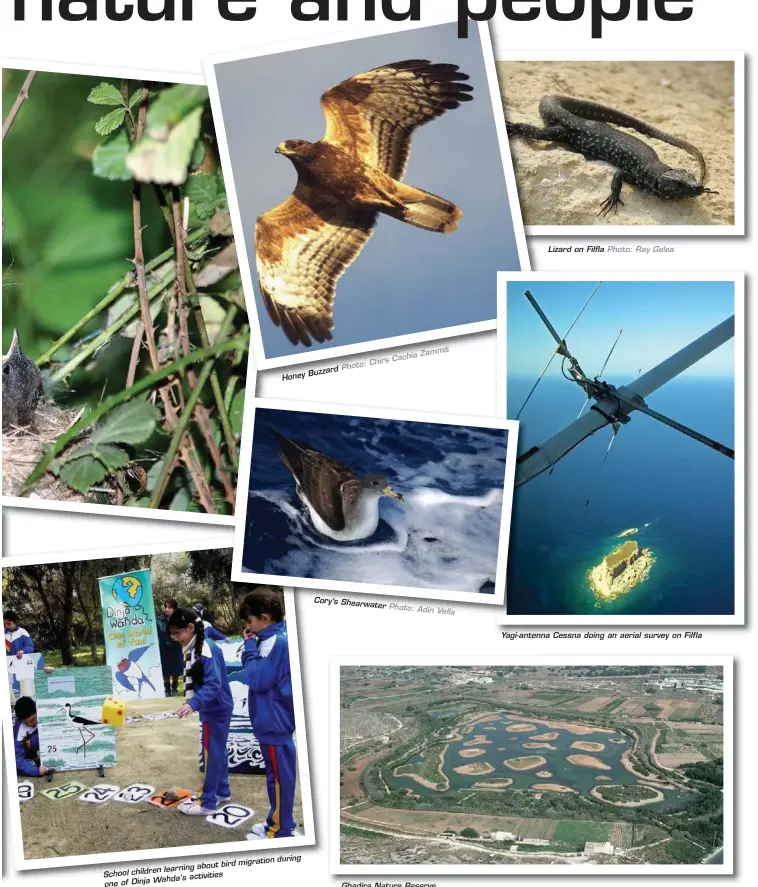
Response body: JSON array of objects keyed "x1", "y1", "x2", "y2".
[
  {"x1": 2, "y1": 71, "x2": 36, "y2": 142},
  {"x1": 20, "y1": 336, "x2": 249, "y2": 496},
  {"x1": 162, "y1": 185, "x2": 240, "y2": 470},
  {"x1": 148, "y1": 305, "x2": 238, "y2": 508},
  {"x1": 49, "y1": 267, "x2": 175, "y2": 383}
]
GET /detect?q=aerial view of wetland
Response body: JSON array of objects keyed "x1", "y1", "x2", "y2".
[{"x1": 340, "y1": 665, "x2": 725, "y2": 867}]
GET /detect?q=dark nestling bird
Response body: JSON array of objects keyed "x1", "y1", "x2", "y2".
[
  {"x1": 256, "y1": 59, "x2": 475, "y2": 348},
  {"x1": 273, "y1": 429, "x2": 404, "y2": 541},
  {"x1": 2, "y1": 330, "x2": 43, "y2": 431}
]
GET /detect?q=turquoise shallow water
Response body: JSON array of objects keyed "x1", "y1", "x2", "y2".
[
  {"x1": 392, "y1": 715, "x2": 693, "y2": 810},
  {"x1": 507, "y1": 378, "x2": 735, "y2": 617}
]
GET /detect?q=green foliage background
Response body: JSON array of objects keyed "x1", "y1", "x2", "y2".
[{"x1": 2, "y1": 69, "x2": 249, "y2": 513}]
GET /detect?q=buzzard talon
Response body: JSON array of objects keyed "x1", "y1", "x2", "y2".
[{"x1": 256, "y1": 60, "x2": 474, "y2": 348}]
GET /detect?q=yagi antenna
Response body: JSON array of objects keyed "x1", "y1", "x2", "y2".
[
  {"x1": 516, "y1": 288, "x2": 735, "y2": 490},
  {"x1": 515, "y1": 282, "x2": 602, "y2": 420}
]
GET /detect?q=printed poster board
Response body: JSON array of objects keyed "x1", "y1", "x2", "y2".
[
  {"x1": 98, "y1": 569, "x2": 164, "y2": 700},
  {"x1": 36, "y1": 666, "x2": 116, "y2": 772}
]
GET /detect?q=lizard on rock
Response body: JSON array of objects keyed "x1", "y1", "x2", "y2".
[{"x1": 506, "y1": 95, "x2": 717, "y2": 217}]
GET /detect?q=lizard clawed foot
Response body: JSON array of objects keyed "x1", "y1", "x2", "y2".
[{"x1": 598, "y1": 196, "x2": 624, "y2": 218}]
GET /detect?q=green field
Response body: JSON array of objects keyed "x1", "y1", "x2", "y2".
[
  {"x1": 596, "y1": 784, "x2": 660, "y2": 803},
  {"x1": 395, "y1": 746, "x2": 448, "y2": 790},
  {"x1": 554, "y1": 820, "x2": 613, "y2": 843}
]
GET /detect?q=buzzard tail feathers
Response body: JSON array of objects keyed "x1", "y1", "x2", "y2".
[{"x1": 387, "y1": 185, "x2": 463, "y2": 233}]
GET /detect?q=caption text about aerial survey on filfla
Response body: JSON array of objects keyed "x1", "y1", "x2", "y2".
[{"x1": 13, "y1": 1, "x2": 699, "y2": 39}]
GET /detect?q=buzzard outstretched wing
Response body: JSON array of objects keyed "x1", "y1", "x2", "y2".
[
  {"x1": 321, "y1": 59, "x2": 474, "y2": 179},
  {"x1": 255, "y1": 181, "x2": 377, "y2": 347}
]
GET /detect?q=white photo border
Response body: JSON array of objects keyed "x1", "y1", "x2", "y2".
[
  {"x1": 205, "y1": 18, "x2": 531, "y2": 371},
  {"x1": 1, "y1": 538, "x2": 315, "y2": 871},
  {"x1": 231, "y1": 397, "x2": 519, "y2": 606},
  {"x1": 330, "y1": 654, "x2": 734, "y2": 876},
  {"x1": 496, "y1": 270, "x2": 745, "y2": 626}
]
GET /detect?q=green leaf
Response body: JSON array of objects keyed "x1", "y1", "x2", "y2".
[
  {"x1": 143, "y1": 84, "x2": 208, "y2": 138},
  {"x1": 185, "y1": 173, "x2": 218, "y2": 221},
  {"x1": 190, "y1": 137, "x2": 206, "y2": 170},
  {"x1": 92, "y1": 401, "x2": 159, "y2": 446},
  {"x1": 129, "y1": 88, "x2": 143, "y2": 109},
  {"x1": 95, "y1": 443, "x2": 131, "y2": 470},
  {"x1": 127, "y1": 106, "x2": 203, "y2": 186},
  {"x1": 95, "y1": 107, "x2": 126, "y2": 136},
  {"x1": 59, "y1": 455, "x2": 107, "y2": 493},
  {"x1": 229, "y1": 387, "x2": 246, "y2": 436},
  {"x1": 87, "y1": 82, "x2": 125, "y2": 107},
  {"x1": 92, "y1": 130, "x2": 131, "y2": 181}
]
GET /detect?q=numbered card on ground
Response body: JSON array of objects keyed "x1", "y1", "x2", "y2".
[
  {"x1": 41, "y1": 781, "x2": 86, "y2": 800},
  {"x1": 147, "y1": 787, "x2": 194, "y2": 809},
  {"x1": 80, "y1": 784, "x2": 120, "y2": 803},
  {"x1": 205, "y1": 803, "x2": 255, "y2": 829},
  {"x1": 113, "y1": 783, "x2": 155, "y2": 804},
  {"x1": 18, "y1": 781, "x2": 34, "y2": 802}
]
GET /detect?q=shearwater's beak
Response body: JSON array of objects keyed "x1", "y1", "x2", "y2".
[{"x1": 383, "y1": 485, "x2": 404, "y2": 503}]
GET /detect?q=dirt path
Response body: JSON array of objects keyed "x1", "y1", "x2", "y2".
[{"x1": 19, "y1": 698, "x2": 304, "y2": 861}]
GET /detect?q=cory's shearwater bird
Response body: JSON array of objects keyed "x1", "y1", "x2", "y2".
[{"x1": 273, "y1": 429, "x2": 404, "y2": 541}]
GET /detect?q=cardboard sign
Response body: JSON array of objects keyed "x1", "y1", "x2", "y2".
[
  {"x1": 41, "y1": 781, "x2": 86, "y2": 800},
  {"x1": 18, "y1": 781, "x2": 34, "y2": 802},
  {"x1": 36, "y1": 666, "x2": 116, "y2": 773},
  {"x1": 205, "y1": 803, "x2": 255, "y2": 829},
  {"x1": 6, "y1": 652, "x2": 41, "y2": 702},
  {"x1": 80, "y1": 784, "x2": 120, "y2": 803},
  {"x1": 147, "y1": 787, "x2": 194, "y2": 809},
  {"x1": 113, "y1": 783, "x2": 155, "y2": 804},
  {"x1": 99, "y1": 569, "x2": 164, "y2": 701}
]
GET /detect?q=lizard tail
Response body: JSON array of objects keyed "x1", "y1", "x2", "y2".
[{"x1": 544, "y1": 95, "x2": 708, "y2": 186}]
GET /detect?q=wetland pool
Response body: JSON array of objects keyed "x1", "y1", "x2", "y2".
[{"x1": 391, "y1": 714, "x2": 693, "y2": 809}]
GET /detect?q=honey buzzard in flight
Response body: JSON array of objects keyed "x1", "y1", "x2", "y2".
[{"x1": 255, "y1": 60, "x2": 474, "y2": 347}]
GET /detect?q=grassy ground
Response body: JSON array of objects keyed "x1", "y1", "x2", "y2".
[
  {"x1": 43, "y1": 645, "x2": 106, "y2": 668},
  {"x1": 18, "y1": 698, "x2": 304, "y2": 861}
]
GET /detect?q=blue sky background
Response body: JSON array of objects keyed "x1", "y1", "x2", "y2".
[
  {"x1": 213, "y1": 23, "x2": 522, "y2": 360},
  {"x1": 507, "y1": 280, "x2": 735, "y2": 382}
]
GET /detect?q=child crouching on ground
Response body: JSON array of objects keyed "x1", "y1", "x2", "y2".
[
  {"x1": 168, "y1": 608, "x2": 233, "y2": 815},
  {"x1": 13, "y1": 697, "x2": 48, "y2": 777},
  {"x1": 239, "y1": 587, "x2": 297, "y2": 840}
]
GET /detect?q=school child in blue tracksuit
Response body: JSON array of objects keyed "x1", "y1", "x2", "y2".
[
  {"x1": 238, "y1": 587, "x2": 297, "y2": 840},
  {"x1": 4, "y1": 610, "x2": 35, "y2": 659},
  {"x1": 168, "y1": 608, "x2": 234, "y2": 815},
  {"x1": 13, "y1": 697, "x2": 49, "y2": 777}
]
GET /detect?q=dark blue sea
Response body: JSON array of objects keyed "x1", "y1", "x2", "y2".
[
  {"x1": 243, "y1": 409, "x2": 510, "y2": 594},
  {"x1": 507, "y1": 377, "x2": 735, "y2": 617}
]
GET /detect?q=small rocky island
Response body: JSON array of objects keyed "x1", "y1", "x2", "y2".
[{"x1": 588, "y1": 540, "x2": 655, "y2": 601}]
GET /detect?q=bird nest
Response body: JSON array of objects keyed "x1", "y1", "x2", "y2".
[{"x1": 2, "y1": 400, "x2": 87, "y2": 500}]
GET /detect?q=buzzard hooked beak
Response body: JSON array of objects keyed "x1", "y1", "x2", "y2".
[
  {"x1": 383, "y1": 485, "x2": 404, "y2": 503},
  {"x1": 275, "y1": 144, "x2": 285, "y2": 155}
]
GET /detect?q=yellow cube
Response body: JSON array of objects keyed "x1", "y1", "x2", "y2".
[{"x1": 101, "y1": 697, "x2": 127, "y2": 727}]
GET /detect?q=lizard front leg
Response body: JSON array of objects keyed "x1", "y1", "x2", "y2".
[{"x1": 599, "y1": 171, "x2": 625, "y2": 218}]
